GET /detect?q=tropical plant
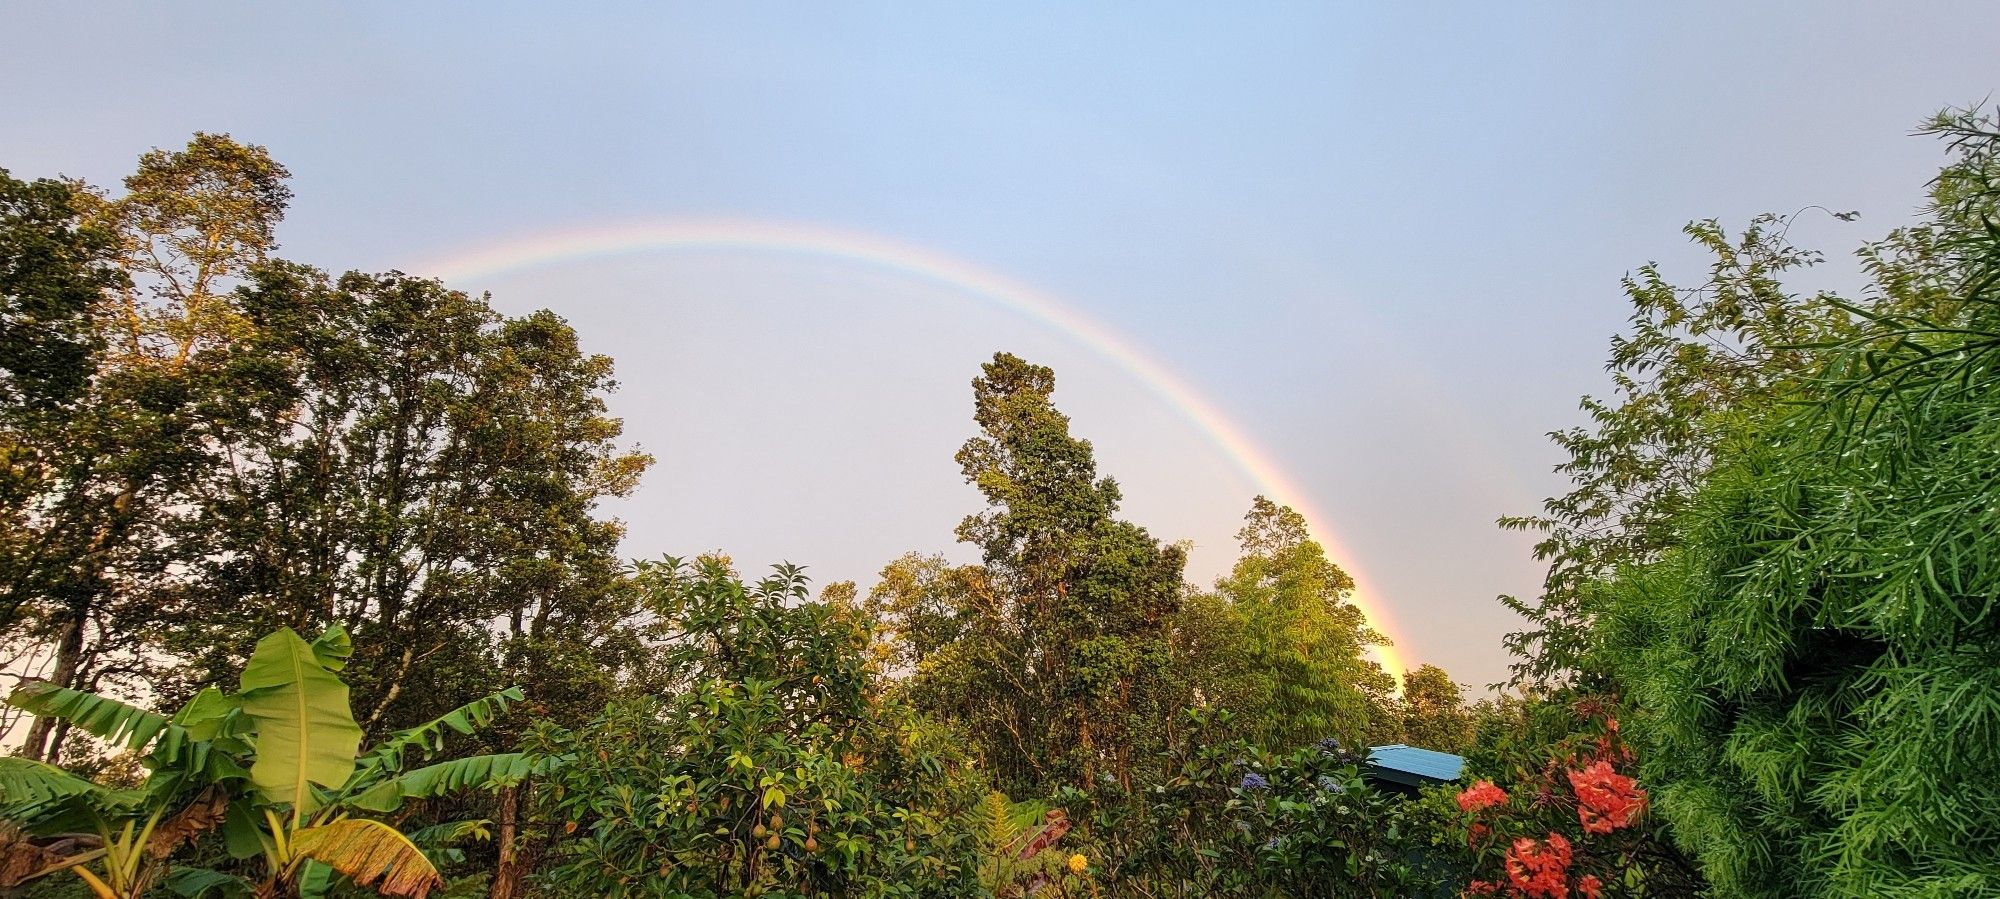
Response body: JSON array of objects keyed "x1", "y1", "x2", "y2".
[
  {"x1": 1057, "y1": 713, "x2": 1435, "y2": 899},
  {"x1": 528, "y1": 558, "x2": 986, "y2": 899},
  {"x1": 974, "y1": 792, "x2": 1089, "y2": 898},
  {"x1": 1186, "y1": 497, "x2": 1396, "y2": 752},
  {"x1": 1583, "y1": 107, "x2": 2000, "y2": 899},
  {"x1": 1450, "y1": 698, "x2": 1702, "y2": 898},
  {"x1": 1, "y1": 624, "x2": 530, "y2": 899}
]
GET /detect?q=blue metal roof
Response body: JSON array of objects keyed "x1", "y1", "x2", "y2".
[{"x1": 1365, "y1": 744, "x2": 1466, "y2": 783}]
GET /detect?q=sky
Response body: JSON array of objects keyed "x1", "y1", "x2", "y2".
[{"x1": 6, "y1": 3, "x2": 1997, "y2": 688}]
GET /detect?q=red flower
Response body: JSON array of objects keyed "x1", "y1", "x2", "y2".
[
  {"x1": 1465, "y1": 880, "x2": 1501, "y2": 896},
  {"x1": 1578, "y1": 874, "x2": 1603, "y2": 899},
  {"x1": 1457, "y1": 780, "x2": 1509, "y2": 814},
  {"x1": 1568, "y1": 761, "x2": 1646, "y2": 834},
  {"x1": 1504, "y1": 834, "x2": 1573, "y2": 898}
]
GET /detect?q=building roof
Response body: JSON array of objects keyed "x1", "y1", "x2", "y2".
[{"x1": 1364, "y1": 744, "x2": 1466, "y2": 788}]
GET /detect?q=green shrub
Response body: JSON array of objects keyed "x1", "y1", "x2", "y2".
[{"x1": 527, "y1": 559, "x2": 986, "y2": 898}]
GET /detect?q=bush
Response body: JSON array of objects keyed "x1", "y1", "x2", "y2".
[
  {"x1": 526, "y1": 559, "x2": 987, "y2": 898},
  {"x1": 1064, "y1": 714, "x2": 1439, "y2": 898},
  {"x1": 1449, "y1": 697, "x2": 1704, "y2": 898}
]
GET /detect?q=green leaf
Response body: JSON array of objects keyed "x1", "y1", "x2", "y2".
[
  {"x1": 396, "y1": 753, "x2": 537, "y2": 799},
  {"x1": 346, "y1": 779, "x2": 403, "y2": 813},
  {"x1": 0, "y1": 757, "x2": 102, "y2": 807},
  {"x1": 238, "y1": 628, "x2": 362, "y2": 815},
  {"x1": 405, "y1": 819, "x2": 491, "y2": 848},
  {"x1": 6, "y1": 680, "x2": 168, "y2": 753},
  {"x1": 357, "y1": 687, "x2": 525, "y2": 778},
  {"x1": 171, "y1": 687, "x2": 238, "y2": 741},
  {"x1": 297, "y1": 859, "x2": 336, "y2": 899},
  {"x1": 308, "y1": 624, "x2": 353, "y2": 673},
  {"x1": 221, "y1": 799, "x2": 267, "y2": 860},
  {"x1": 0, "y1": 757, "x2": 134, "y2": 837},
  {"x1": 163, "y1": 866, "x2": 253, "y2": 898}
]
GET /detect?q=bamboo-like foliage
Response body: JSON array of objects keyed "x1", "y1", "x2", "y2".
[{"x1": 1588, "y1": 107, "x2": 2000, "y2": 897}]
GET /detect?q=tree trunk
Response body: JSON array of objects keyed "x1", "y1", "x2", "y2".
[
  {"x1": 488, "y1": 782, "x2": 527, "y2": 899},
  {"x1": 21, "y1": 610, "x2": 86, "y2": 761}
]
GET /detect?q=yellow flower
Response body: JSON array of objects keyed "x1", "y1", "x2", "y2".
[{"x1": 1066, "y1": 853, "x2": 1088, "y2": 876}]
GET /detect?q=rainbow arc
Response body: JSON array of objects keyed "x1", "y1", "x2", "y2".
[{"x1": 415, "y1": 219, "x2": 1410, "y2": 681}]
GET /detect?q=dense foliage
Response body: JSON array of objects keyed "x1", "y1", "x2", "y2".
[
  {"x1": 1578, "y1": 110, "x2": 2000, "y2": 896},
  {"x1": 8, "y1": 107, "x2": 2000, "y2": 898},
  {"x1": 0, "y1": 623, "x2": 527, "y2": 898},
  {"x1": 0, "y1": 136, "x2": 651, "y2": 770},
  {"x1": 526, "y1": 559, "x2": 986, "y2": 899},
  {"x1": 1496, "y1": 107, "x2": 2000, "y2": 897}
]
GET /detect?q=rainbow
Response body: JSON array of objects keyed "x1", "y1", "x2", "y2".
[{"x1": 414, "y1": 219, "x2": 1411, "y2": 681}]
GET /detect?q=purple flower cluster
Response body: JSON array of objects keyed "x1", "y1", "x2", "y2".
[{"x1": 1239, "y1": 772, "x2": 1270, "y2": 791}]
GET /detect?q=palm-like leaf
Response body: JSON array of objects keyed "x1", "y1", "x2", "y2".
[
  {"x1": 0, "y1": 757, "x2": 125, "y2": 836},
  {"x1": 238, "y1": 628, "x2": 362, "y2": 815},
  {"x1": 5, "y1": 681, "x2": 168, "y2": 753},
  {"x1": 288, "y1": 818, "x2": 443, "y2": 899},
  {"x1": 357, "y1": 687, "x2": 524, "y2": 776},
  {"x1": 405, "y1": 819, "x2": 490, "y2": 849},
  {"x1": 0, "y1": 757, "x2": 103, "y2": 809},
  {"x1": 346, "y1": 752, "x2": 532, "y2": 813}
]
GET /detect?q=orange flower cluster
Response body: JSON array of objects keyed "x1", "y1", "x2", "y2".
[
  {"x1": 1457, "y1": 780, "x2": 1508, "y2": 814},
  {"x1": 1567, "y1": 761, "x2": 1645, "y2": 835},
  {"x1": 1502, "y1": 834, "x2": 1572, "y2": 898}
]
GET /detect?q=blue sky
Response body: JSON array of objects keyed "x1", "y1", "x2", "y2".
[{"x1": 7, "y1": 2, "x2": 1996, "y2": 686}]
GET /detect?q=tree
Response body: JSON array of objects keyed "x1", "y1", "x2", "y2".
[
  {"x1": 147, "y1": 264, "x2": 650, "y2": 737},
  {"x1": 0, "y1": 134, "x2": 287, "y2": 761},
  {"x1": 1583, "y1": 108, "x2": 2000, "y2": 898},
  {"x1": 528, "y1": 558, "x2": 985, "y2": 899},
  {"x1": 0, "y1": 168, "x2": 121, "y2": 740},
  {"x1": 1192, "y1": 497, "x2": 1393, "y2": 752},
  {"x1": 886, "y1": 353, "x2": 1187, "y2": 793},
  {"x1": 1397, "y1": 664, "x2": 1474, "y2": 754},
  {"x1": 1497, "y1": 200, "x2": 1869, "y2": 687},
  {"x1": 3, "y1": 135, "x2": 652, "y2": 765}
]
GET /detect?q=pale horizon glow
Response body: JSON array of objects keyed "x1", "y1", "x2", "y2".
[{"x1": 414, "y1": 218, "x2": 1413, "y2": 682}]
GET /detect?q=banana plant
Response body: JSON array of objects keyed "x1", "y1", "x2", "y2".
[
  {"x1": 3, "y1": 624, "x2": 534, "y2": 899},
  {"x1": 0, "y1": 683, "x2": 248, "y2": 898}
]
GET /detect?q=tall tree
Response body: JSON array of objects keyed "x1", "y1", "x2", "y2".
[
  {"x1": 1498, "y1": 195, "x2": 1868, "y2": 687},
  {"x1": 1193, "y1": 497, "x2": 1393, "y2": 751},
  {"x1": 0, "y1": 134, "x2": 286, "y2": 760},
  {"x1": 0, "y1": 168, "x2": 121, "y2": 743},
  {"x1": 1395, "y1": 664, "x2": 1473, "y2": 754},
  {"x1": 3, "y1": 136, "x2": 652, "y2": 766},
  {"x1": 163, "y1": 266, "x2": 652, "y2": 734},
  {"x1": 890, "y1": 353, "x2": 1187, "y2": 792}
]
